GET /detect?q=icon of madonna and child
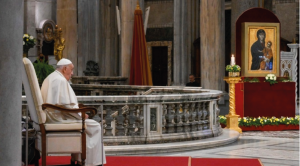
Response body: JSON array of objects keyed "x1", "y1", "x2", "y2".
[{"x1": 250, "y1": 29, "x2": 274, "y2": 71}]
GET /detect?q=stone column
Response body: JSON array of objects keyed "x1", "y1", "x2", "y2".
[
  {"x1": 57, "y1": 0, "x2": 78, "y2": 75},
  {"x1": 120, "y1": 0, "x2": 144, "y2": 82},
  {"x1": 24, "y1": 0, "x2": 36, "y2": 59},
  {"x1": 99, "y1": 0, "x2": 119, "y2": 76},
  {"x1": 173, "y1": 0, "x2": 189, "y2": 86},
  {"x1": 231, "y1": 0, "x2": 258, "y2": 55},
  {"x1": 200, "y1": 0, "x2": 225, "y2": 91},
  {"x1": 188, "y1": 0, "x2": 200, "y2": 75},
  {"x1": 0, "y1": 1, "x2": 23, "y2": 165}
]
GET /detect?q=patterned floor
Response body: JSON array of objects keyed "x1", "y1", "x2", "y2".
[{"x1": 152, "y1": 130, "x2": 300, "y2": 166}]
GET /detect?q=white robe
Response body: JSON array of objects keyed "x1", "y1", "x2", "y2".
[{"x1": 41, "y1": 70, "x2": 106, "y2": 166}]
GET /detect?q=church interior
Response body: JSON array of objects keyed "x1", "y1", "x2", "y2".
[{"x1": 0, "y1": 0, "x2": 299, "y2": 166}]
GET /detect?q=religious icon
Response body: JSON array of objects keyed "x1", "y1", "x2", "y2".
[
  {"x1": 43, "y1": 22, "x2": 55, "y2": 42},
  {"x1": 241, "y1": 22, "x2": 280, "y2": 77}
]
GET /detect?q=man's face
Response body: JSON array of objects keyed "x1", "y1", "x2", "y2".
[
  {"x1": 62, "y1": 64, "x2": 74, "y2": 81},
  {"x1": 267, "y1": 42, "x2": 271, "y2": 47},
  {"x1": 189, "y1": 75, "x2": 195, "y2": 82},
  {"x1": 258, "y1": 33, "x2": 265, "y2": 41}
]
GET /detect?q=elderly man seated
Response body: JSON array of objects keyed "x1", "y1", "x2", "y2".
[{"x1": 41, "y1": 58, "x2": 106, "y2": 166}]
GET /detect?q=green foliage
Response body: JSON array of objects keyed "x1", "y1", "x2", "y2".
[
  {"x1": 250, "y1": 77, "x2": 260, "y2": 83},
  {"x1": 243, "y1": 77, "x2": 260, "y2": 83},
  {"x1": 226, "y1": 65, "x2": 241, "y2": 72},
  {"x1": 219, "y1": 115, "x2": 299, "y2": 127},
  {"x1": 33, "y1": 59, "x2": 55, "y2": 84},
  {"x1": 279, "y1": 77, "x2": 292, "y2": 82}
]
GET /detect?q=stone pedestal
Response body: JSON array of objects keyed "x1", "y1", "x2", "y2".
[
  {"x1": 231, "y1": 0, "x2": 258, "y2": 54},
  {"x1": 223, "y1": 77, "x2": 242, "y2": 133},
  {"x1": 57, "y1": 0, "x2": 77, "y2": 75},
  {"x1": 0, "y1": 1, "x2": 23, "y2": 165},
  {"x1": 200, "y1": 0, "x2": 225, "y2": 90}
]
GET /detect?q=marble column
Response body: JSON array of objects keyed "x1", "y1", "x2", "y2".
[
  {"x1": 24, "y1": 0, "x2": 36, "y2": 59},
  {"x1": 99, "y1": 0, "x2": 119, "y2": 76},
  {"x1": 0, "y1": 1, "x2": 23, "y2": 165},
  {"x1": 173, "y1": 0, "x2": 189, "y2": 86},
  {"x1": 57, "y1": 0, "x2": 78, "y2": 75},
  {"x1": 187, "y1": 0, "x2": 200, "y2": 77},
  {"x1": 78, "y1": 0, "x2": 98, "y2": 76},
  {"x1": 120, "y1": 0, "x2": 144, "y2": 83},
  {"x1": 231, "y1": 0, "x2": 258, "y2": 55},
  {"x1": 200, "y1": 0, "x2": 225, "y2": 91}
]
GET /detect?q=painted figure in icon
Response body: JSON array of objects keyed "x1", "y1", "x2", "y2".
[{"x1": 250, "y1": 29, "x2": 266, "y2": 70}]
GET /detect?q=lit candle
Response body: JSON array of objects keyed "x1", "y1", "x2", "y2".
[{"x1": 231, "y1": 54, "x2": 235, "y2": 66}]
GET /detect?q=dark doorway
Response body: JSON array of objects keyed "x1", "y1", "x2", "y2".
[
  {"x1": 42, "y1": 40, "x2": 54, "y2": 56},
  {"x1": 152, "y1": 46, "x2": 168, "y2": 86}
]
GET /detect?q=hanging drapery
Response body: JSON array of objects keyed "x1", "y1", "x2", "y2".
[{"x1": 129, "y1": 2, "x2": 153, "y2": 86}]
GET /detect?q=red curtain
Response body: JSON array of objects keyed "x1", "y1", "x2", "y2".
[{"x1": 129, "y1": 5, "x2": 153, "y2": 86}]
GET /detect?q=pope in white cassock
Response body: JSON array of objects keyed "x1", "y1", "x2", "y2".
[{"x1": 41, "y1": 58, "x2": 106, "y2": 166}]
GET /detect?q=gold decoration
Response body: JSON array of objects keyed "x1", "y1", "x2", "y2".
[
  {"x1": 223, "y1": 77, "x2": 242, "y2": 133},
  {"x1": 53, "y1": 25, "x2": 65, "y2": 61},
  {"x1": 136, "y1": 0, "x2": 140, "y2": 10},
  {"x1": 228, "y1": 72, "x2": 240, "y2": 77}
]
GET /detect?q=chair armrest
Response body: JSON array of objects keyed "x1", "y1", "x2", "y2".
[
  {"x1": 78, "y1": 103, "x2": 85, "y2": 108},
  {"x1": 42, "y1": 103, "x2": 96, "y2": 116}
]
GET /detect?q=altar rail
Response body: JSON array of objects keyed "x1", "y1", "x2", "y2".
[
  {"x1": 71, "y1": 76, "x2": 127, "y2": 85},
  {"x1": 22, "y1": 86, "x2": 223, "y2": 145}
]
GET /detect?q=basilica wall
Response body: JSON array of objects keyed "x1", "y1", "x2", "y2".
[
  {"x1": 145, "y1": 0, "x2": 173, "y2": 28},
  {"x1": 272, "y1": 0, "x2": 299, "y2": 42},
  {"x1": 22, "y1": 0, "x2": 299, "y2": 87}
]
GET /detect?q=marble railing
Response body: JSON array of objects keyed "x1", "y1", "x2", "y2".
[
  {"x1": 71, "y1": 76, "x2": 127, "y2": 85},
  {"x1": 22, "y1": 86, "x2": 223, "y2": 145}
]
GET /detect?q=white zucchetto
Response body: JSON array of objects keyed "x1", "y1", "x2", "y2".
[{"x1": 57, "y1": 58, "x2": 72, "y2": 66}]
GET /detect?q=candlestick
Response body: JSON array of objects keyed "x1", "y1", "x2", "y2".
[{"x1": 230, "y1": 54, "x2": 235, "y2": 66}]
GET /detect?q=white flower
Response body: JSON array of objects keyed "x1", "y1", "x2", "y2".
[
  {"x1": 23, "y1": 34, "x2": 28, "y2": 37},
  {"x1": 29, "y1": 36, "x2": 34, "y2": 40},
  {"x1": 23, "y1": 41, "x2": 25, "y2": 45}
]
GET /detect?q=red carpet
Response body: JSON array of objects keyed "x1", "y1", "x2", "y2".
[
  {"x1": 29, "y1": 156, "x2": 263, "y2": 166},
  {"x1": 192, "y1": 158, "x2": 263, "y2": 166}
]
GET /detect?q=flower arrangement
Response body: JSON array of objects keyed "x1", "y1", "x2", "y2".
[
  {"x1": 23, "y1": 34, "x2": 36, "y2": 54},
  {"x1": 226, "y1": 65, "x2": 241, "y2": 72},
  {"x1": 219, "y1": 115, "x2": 299, "y2": 127},
  {"x1": 265, "y1": 73, "x2": 278, "y2": 85}
]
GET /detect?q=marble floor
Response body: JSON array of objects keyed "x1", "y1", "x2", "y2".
[{"x1": 145, "y1": 130, "x2": 300, "y2": 166}]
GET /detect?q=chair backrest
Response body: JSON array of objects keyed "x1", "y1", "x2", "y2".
[{"x1": 22, "y1": 58, "x2": 46, "y2": 125}]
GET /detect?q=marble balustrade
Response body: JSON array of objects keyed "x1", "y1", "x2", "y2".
[{"x1": 22, "y1": 86, "x2": 223, "y2": 145}]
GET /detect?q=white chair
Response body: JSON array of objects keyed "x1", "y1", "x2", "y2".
[{"x1": 22, "y1": 57, "x2": 96, "y2": 166}]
